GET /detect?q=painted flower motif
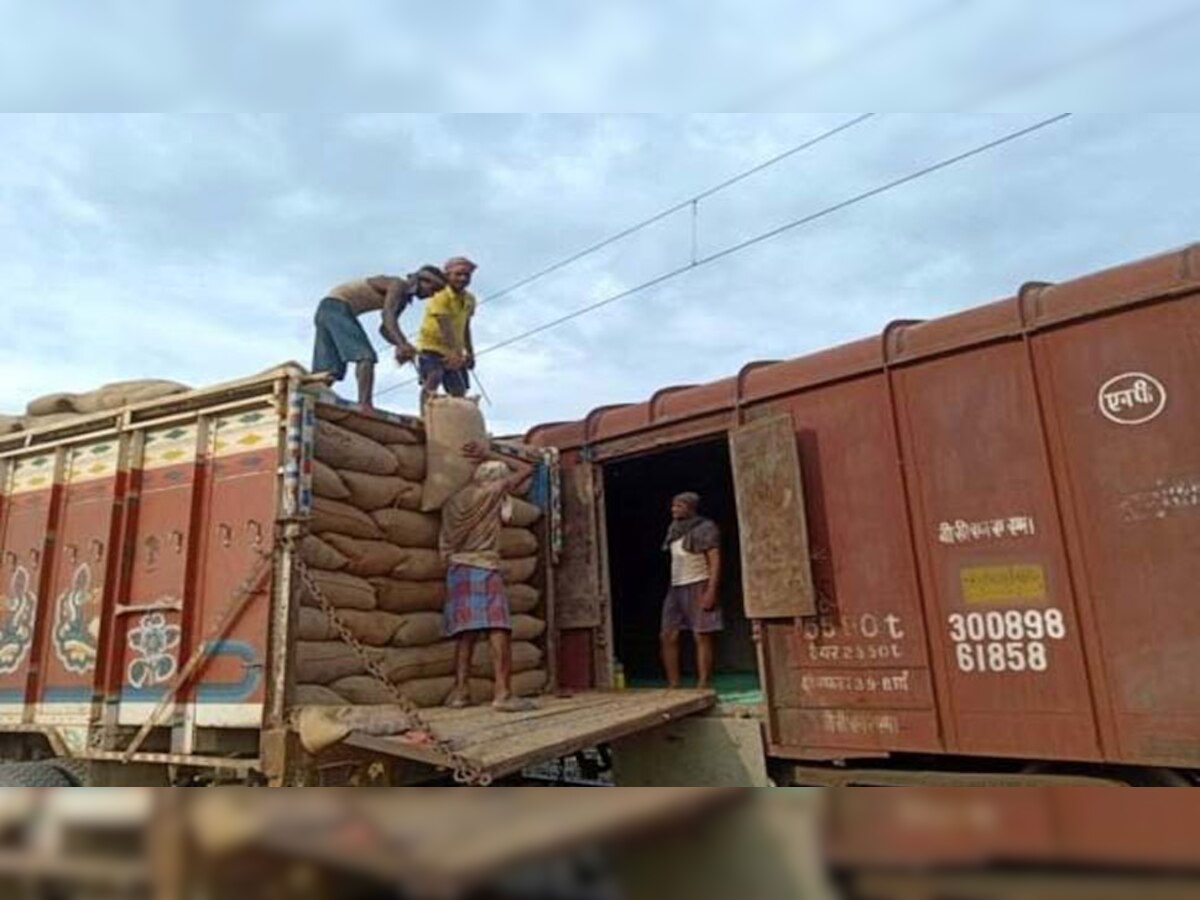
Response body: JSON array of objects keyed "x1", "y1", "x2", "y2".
[
  {"x1": 53, "y1": 565, "x2": 99, "y2": 675},
  {"x1": 127, "y1": 612, "x2": 182, "y2": 689},
  {"x1": 0, "y1": 567, "x2": 36, "y2": 675}
]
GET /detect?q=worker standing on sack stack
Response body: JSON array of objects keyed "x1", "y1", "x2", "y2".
[
  {"x1": 416, "y1": 256, "x2": 479, "y2": 406},
  {"x1": 312, "y1": 267, "x2": 448, "y2": 410}
]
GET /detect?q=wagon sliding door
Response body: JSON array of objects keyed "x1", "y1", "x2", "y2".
[{"x1": 729, "y1": 415, "x2": 816, "y2": 619}]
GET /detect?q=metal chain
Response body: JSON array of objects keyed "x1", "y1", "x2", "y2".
[{"x1": 293, "y1": 553, "x2": 492, "y2": 786}]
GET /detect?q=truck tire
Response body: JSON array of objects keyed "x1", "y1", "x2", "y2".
[{"x1": 0, "y1": 761, "x2": 77, "y2": 787}]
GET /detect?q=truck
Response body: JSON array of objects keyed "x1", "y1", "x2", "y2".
[{"x1": 0, "y1": 369, "x2": 712, "y2": 786}]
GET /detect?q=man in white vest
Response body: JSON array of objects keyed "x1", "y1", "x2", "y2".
[{"x1": 661, "y1": 492, "x2": 724, "y2": 690}]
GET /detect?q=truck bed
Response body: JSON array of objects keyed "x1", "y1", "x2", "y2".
[{"x1": 346, "y1": 689, "x2": 715, "y2": 783}]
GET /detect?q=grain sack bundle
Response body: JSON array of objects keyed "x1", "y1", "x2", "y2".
[
  {"x1": 311, "y1": 498, "x2": 384, "y2": 541},
  {"x1": 421, "y1": 397, "x2": 487, "y2": 511},
  {"x1": 340, "y1": 471, "x2": 422, "y2": 511},
  {"x1": 315, "y1": 419, "x2": 398, "y2": 476},
  {"x1": 506, "y1": 584, "x2": 541, "y2": 615},
  {"x1": 321, "y1": 535, "x2": 407, "y2": 578},
  {"x1": 507, "y1": 497, "x2": 543, "y2": 529},
  {"x1": 500, "y1": 556, "x2": 538, "y2": 585},
  {"x1": 299, "y1": 535, "x2": 349, "y2": 572},
  {"x1": 312, "y1": 460, "x2": 352, "y2": 501},
  {"x1": 373, "y1": 509, "x2": 440, "y2": 549},
  {"x1": 371, "y1": 578, "x2": 446, "y2": 614},
  {"x1": 300, "y1": 569, "x2": 378, "y2": 612},
  {"x1": 500, "y1": 528, "x2": 538, "y2": 558},
  {"x1": 295, "y1": 403, "x2": 550, "y2": 711}
]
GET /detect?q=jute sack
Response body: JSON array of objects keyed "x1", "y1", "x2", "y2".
[
  {"x1": 500, "y1": 556, "x2": 538, "y2": 585},
  {"x1": 420, "y1": 397, "x2": 487, "y2": 512},
  {"x1": 300, "y1": 535, "x2": 349, "y2": 572},
  {"x1": 300, "y1": 570, "x2": 377, "y2": 611},
  {"x1": 315, "y1": 419, "x2": 398, "y2": 476},
  {"x1": 391, "y1": 612, "x2": 447, "y2": 648},
  {"x1": 25, "y1": 392, "x2": 77, "y2": 417},
  {"x1": 339, "y1": 471, "x2": 415, "y2": 511},
  {"x1": 336, "y1": 609, "x2": 405, "y2": 646},
  {"x1": 313, "y1": 460, "x2": 352, "y2": 501},
  {"x1": 332, "y1": 675, "x2": 454, "y2": 708},
  {"x1": 469, "y1": 669, "x2": 548, "y2": 704},
  {"x1": 295, "y1": 684, "x2": 347, "y2": 706},
  {"x1": 311, "y1": 497, "x2": 384, "y2": 541},
  {"x1": 376, "y1": 644, "x2": 457, "y2": 682},
  {"x1": 297, "y1": 607, "x2": 336, "y2": 641},
  {"x1": 73, "y1": 379, "x2": 189, "y2": 414},
  {"x1": 373, "y1": 509, "x2": 440, "y2": 549},
  {"x1": 500, "y1": 528, "x2": 538, "y2": 558},
  {"x1": 336, "y1": 410, "x2": 423, "y2": 446},
  {"x1": 371, "y1": 578, "x2": 446, "y2": 614},
  {"x1": 390, "y1": 548, "x2": 447, "y2": 582},
  {"x1": 507, "y1": 497, "x2": 542, "y2": 528},
  {"x1": 506, "y1": 584, "x2": 540, "y2": 615},
  {"x1": 388, "y1": 444, "x2": 427, "y2": 482},
  {"x1": 295, "y1": 641, "x2": 367, "y2": 684},
  {"x1": 471, "y1": 641, "x2": 543, "y2": 677},
  {"x1": 0, "y1": 415, "x2": 21, "y2": 435},
  {"x1": 321, "y1": 535, "x2": 406, "y2": 578},
  {"x1": 511, "y1": 615, "x2": 547, "y2": 642}
]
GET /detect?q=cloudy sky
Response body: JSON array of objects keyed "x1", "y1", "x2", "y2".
[{"x1": 1, "y1": 1, "x2": 1198, "y2": 434}]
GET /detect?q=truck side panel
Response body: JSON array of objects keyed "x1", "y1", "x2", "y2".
[
  {"x1": 0, "y1": 450, "x2": 61, "y2": 722},
  {"x1": 33, "y1": 437, "x2": 124, "y2": 724}
]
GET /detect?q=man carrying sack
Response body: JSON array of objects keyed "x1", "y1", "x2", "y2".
[{"x1": 440, "y1": 440, "x2": 537, "y2": 713}]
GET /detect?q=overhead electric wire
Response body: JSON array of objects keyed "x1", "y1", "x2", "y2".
[{"x1": 375, "y1": 113, "x2": 1071, "y2": 400}]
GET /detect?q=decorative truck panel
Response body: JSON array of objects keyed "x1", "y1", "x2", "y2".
[
  {"x1": 0, "y1": 450, "x2": 62, "y2": 723},
  {"x1": 189, "y1": 408, "x2": 279, "y2": 728},
  {"x1": 33, "y1": 437, "x2": 123, "y2": 724},
  {"x1": 113, "y1": 423, "x2": 203, "y2": 727}
]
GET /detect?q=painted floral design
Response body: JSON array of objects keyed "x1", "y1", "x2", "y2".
[
  {"x1": 53, "y1": 564, "x2": 100, "y2": 675},
  {"x1": 0, "y1": 567, "x2": 36, "y2": 675},
  {"x1": 127, "y1": 612, "x2": 181, "y2": 689}
]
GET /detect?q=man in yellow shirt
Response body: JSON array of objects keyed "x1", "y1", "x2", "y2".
[{"x1": 416, "y1": 256, "x2": 479, "y2": 403}]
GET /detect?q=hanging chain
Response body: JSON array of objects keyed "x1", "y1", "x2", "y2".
[{"x1": 292, "y1": 552, "x2": 491, "y2": 786}]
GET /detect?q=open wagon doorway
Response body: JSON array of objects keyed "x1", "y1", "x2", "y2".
[{"x1": 602, "y1": 438, "x2": 762, "y2": 705}]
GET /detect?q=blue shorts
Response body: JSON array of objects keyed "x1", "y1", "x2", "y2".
[
  {"x1": 418, "y1": 352, "x2": 470, "y2": 397},
  {"x1": 313, "y1": 298, "x2": 377, "y2": 381}
]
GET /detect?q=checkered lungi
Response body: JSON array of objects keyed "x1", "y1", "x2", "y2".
[{"x1": 443, "y1": 563, "x2": 512, "y2": 637}]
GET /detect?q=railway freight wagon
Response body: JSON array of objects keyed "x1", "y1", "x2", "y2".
[
  {"x1": 0, "y1": 368, "x2": 711, "y2": 786},
  {"x1": 529, "y1": 245, "x2": 1200, "y2": 786}
]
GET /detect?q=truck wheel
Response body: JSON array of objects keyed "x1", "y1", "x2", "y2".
[{"x1": 0, "y1": 761, "x2": 77, "y2": 787}]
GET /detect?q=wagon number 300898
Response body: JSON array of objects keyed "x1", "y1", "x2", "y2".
[{"x1": 947, "y1": 609, "x2": 1067, "y2": 674}]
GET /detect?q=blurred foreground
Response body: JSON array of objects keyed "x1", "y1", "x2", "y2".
[{"x1": 1, "y1": 789, "x2": 1199, "y2": 899}]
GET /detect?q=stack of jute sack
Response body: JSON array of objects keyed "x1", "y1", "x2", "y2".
[
  {"x1": 1, "y1": 380, "x2": 190, "y2": 435},
  {"x1": 295, "y1": 397, "x2": 548, "y2": 709}
]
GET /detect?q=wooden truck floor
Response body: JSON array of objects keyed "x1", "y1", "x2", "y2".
[{"x1": 345, "y1": 689, "x2": 715, "y2": 783}]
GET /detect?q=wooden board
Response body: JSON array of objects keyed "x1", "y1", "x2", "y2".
[
  {"x1": 347, "y1": 689, "x2": 715, "y2": 781},
  {"x1": 553, "y1": 464, "x2": 603, "y2": 628},
  {"x1": 728, "y1": 415, "x2": 816, "y2": 618}
]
